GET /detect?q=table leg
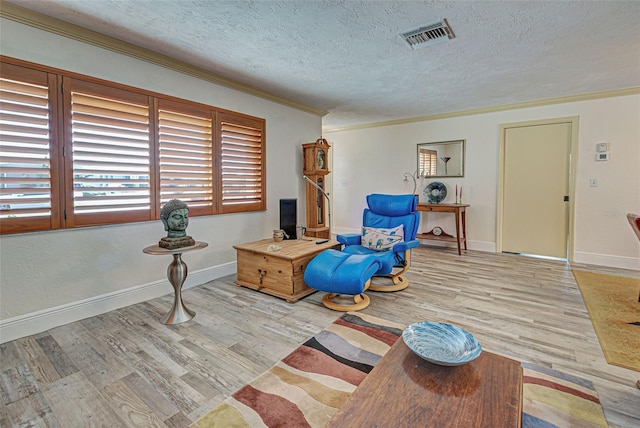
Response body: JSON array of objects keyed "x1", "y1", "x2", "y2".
[
  {"x1": 162, "y1": 253, "x2": 195, "y2": 325},
  {"x1": 462, "y1": 209, "x2": 468, "y2": 250},
  {"x1": 454, "y1": 210, "x2": 462, "y2": 255}
]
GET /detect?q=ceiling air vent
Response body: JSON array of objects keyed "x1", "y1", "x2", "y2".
[{"x1": 400, "y1": 19, "x2": 454, "y2": 50}]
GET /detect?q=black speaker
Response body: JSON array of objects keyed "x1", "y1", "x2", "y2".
[{"x1": 279, "y1": 199, "x2": 297, "y2": 239}]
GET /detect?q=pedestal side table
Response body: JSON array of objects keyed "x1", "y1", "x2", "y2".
[{"x1": 143, "y1": 241, "x2": 208, "y2": 325}]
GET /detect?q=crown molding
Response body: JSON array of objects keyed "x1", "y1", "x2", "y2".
[
  {"x1": 323, "y1": 86, "x2": 640, "y2": 133},
  {"x1": 0, "y1": 1, "x2": 328, "y2": 117},
  {"x1": 4, "y1": 2, "x2": 636, "y2": 133}
]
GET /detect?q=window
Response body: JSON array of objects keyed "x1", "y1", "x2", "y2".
[
  {"x1": 0, "y1": 63, "x2": 59, "y2": 234},
  {"x1": 65, "y1": 78, "x2": 153, "y2": 227},
  {"x1": 0, "y1": 58, "x2": 266, "y2": 234},
  {"x1": 418, "y1": 148, "x2": 438, "y2": 176},
  {"x1": 158, "y1": 100, "x2": 213, "y2": 216},
  {"x1": 219, "y1": 113, "x2": 265, "y2": 213}
]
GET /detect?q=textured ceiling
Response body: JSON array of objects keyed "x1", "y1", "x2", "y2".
[{"x1": 6, "y1": 0, "x2": 640, "y2": 130}]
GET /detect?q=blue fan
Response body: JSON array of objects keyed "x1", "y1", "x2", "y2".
[{"x1": 424, "y1": 182, "x2": 447, "y2": 204}]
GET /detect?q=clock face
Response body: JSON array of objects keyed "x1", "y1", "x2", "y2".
[
  {"x1": 433, "y1": 226, "x2": 442, "y2": 236},
  {"x1": 316, "y1": 150, "x2": 325, "y2": 169}
]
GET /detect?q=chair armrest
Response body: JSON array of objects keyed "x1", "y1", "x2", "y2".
[
  {"x1": 392, "y1": 239, "x2": 420, "y2": 252},
  {"x1": 337, "y1": 234, "x2": 362, "y2": 246}
]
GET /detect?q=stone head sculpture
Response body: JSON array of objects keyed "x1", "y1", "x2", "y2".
[{"x1": 160, "y1": 199, "x2": 190, "y2": 238}]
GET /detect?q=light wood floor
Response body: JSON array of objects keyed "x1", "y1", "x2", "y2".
[{"x1": 1, "y1": 246, "x2": 639, "y2": 427}]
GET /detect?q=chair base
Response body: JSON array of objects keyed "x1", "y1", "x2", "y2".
[
  {"x1": 369, "y1": 275, "x2": 409, "y2": 292},
  {"x1": 322, "y1": 292, "x2": 371, "y2": 311},
  {"x1": 304, "y1": 250, "x2": 380, "y2": 311},
  {"x1": 369, "y1": 253, "x2": 411, "y2": 292}
]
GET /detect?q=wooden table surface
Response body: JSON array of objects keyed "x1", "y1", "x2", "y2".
[
  {"x1": 232, "y1": 238, "x2": 340, "y2": 259},
  {"x1": 328, "y1": 339, "x2": 523, "y2": 427}
]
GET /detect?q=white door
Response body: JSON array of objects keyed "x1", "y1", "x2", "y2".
[{"x1": 500, "y1": 121, "x2": 573, "y2": 258}]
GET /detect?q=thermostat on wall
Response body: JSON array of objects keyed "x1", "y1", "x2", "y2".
[{"x1": 595, "y1": 152, "x2": 609, "y2": 161}]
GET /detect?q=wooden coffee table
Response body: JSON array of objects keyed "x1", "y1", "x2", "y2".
[
  {"x1": 233, "y1": 238, "x2": 340, "y2": 302},
  {"x1": 328, "y1": 339, "x2": 523, "y2": 427}
]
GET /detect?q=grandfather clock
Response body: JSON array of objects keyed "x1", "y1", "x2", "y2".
[{"x1": 302, "y1": 138, "x2": 330, "y2": 239}]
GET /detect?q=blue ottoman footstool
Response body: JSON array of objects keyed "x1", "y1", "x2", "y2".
[{"x1": 303, "y1": 249, "x2": 382, "y2": 311}]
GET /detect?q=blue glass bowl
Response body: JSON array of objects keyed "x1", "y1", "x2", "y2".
[{"x1": 402, "y1": 321, "x2": 482, "y2": 366}]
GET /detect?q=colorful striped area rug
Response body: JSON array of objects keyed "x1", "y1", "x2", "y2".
[
  {"x1": 191, "y1": 312, "x2": 608, "y2": 428},
  {"x1": 190, "y1": 312, "x2": 403, "y2": 428},
  {"x1": 522, "y1": 362, "x2": 607, "y2": 427}
]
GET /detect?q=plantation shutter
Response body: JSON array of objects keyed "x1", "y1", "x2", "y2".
[
  {"x1": 65, "y1": 78, "x2": 152, "y2": 226},
  {"x1": 418, "y1": 148, "x2": 438, "y2": 176},
  {"x1": 0, "y1": 64, "x2": 58, "y2": 233},
  {"x1": 218, "y1": 113, "x2": 266, "y2": 213},
  {"x1": 1, "y1": 58, "x2": 268, "y2": 235},
  {"x1": 158, "y1": 100, "x2": 213, "y2": 215}
]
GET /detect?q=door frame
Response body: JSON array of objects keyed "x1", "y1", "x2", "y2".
[{"x1": 496, "y1": 116, "x2": 579, "y2": 261}]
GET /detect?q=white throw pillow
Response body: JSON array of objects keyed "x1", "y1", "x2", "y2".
[{"x1": 361, "y1": 225, "x2": 404, "y2": 251}]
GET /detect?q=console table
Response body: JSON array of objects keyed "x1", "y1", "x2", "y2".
[
  {"x1": 143, "y1": 241, "x2": 208, "y2": 325},
  {"x1": 417, "y1": 203, "x2": 470, "y2": 255}
]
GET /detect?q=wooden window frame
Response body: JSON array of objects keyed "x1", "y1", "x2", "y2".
[
  {"x1": 0, "y1": 57, "x2": 266, "y2": 235},
  {"x1": 157, "y1": 99, "x2": 214, "y2": 217},
  {"x1": 218, "y1": 112, "x2": 266, "y2": 214},
  {"x1": 63, "y1": 76, "x2": 155, "y2": 228},
  {"x1": 0, "y1": 62, "x2": 63, "y2": 234}
]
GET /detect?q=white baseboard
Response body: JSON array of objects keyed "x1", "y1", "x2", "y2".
[
  {"x1": 572, "y1": 251, "x2": 640, "y2": 271},
  {"x1": 418, "y1": 238, "x2": 496, "y2": 253},
  {"x1": 467, "y1": 240, "x2": 496, "y2": 253},
  {"x1": 0, "y1": 262, "x2": 237, "y2": 344},
  {"x1": 335, "y1": 227, "x2": 640, "y2": 270}
]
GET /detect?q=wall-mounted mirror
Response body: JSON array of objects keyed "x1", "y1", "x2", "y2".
[{"x1": 417, "y1": 139, "x2": 465, "y2": 178}]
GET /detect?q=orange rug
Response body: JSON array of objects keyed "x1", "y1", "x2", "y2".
[{"x1": 573, "y1": 270, "x2": 640, "y2": 372}]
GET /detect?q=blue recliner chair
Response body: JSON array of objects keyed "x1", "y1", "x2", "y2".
[{"x1": 337, "y1": 194, "x2": 420, "y2": 292}]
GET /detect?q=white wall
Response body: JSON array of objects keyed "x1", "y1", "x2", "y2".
[
  {"x1": 326, "y1": 94, "x2": 640, "y2": 270},
  {"x1": 0, "y1": 19, "x2": 322, "y2": 341},
  {"x1": 1, "y1": 18, "x2": 638, "y2": 343}
]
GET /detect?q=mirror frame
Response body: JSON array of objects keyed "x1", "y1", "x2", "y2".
[{"x1": 416, "y1": 139, "x2": 465, "y2": 178}]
